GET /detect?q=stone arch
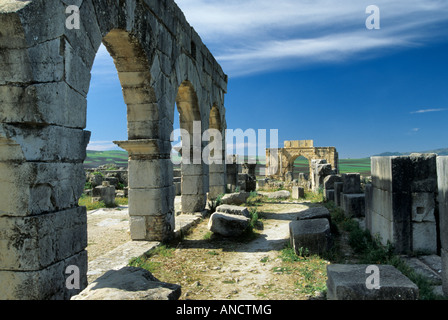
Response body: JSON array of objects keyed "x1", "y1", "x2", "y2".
[
  {"x1": 175, "y1": 80, "x2": 207, "y2": 214},
  {"x1": 208, "y1": 105, "x2": 226, "y2": 197},
  {"x1": 267, "y1": 141, "x2": 338, "y2": 181},
  {"x1": 102, "y1": 29, "x2": 159, "y2": 140},
  {"x1": 0, "y1": 0, "x2": 227, "y2": 300}
]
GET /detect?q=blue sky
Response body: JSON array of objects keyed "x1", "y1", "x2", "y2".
[{"x1": 86, "y1": 0, "x2": 448, "y2": 159}]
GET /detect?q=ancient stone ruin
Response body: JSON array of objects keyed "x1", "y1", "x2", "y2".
[
  {"x1": 266, "y1": 140, "x2": 338, "y2": 184},
  {"x1": 0, "y1": 0, "x2": 227, "y2": 299}
]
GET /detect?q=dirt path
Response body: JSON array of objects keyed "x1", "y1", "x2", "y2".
[
  {"x1": 87, "y1": 201, "x2": 330, "y2": 300},
  {"x1": 172, "y1": 202, "x2": 328, "y2": 300}
]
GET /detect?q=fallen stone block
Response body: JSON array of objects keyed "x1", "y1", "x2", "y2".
[
  {"x1": 400, "y1": 256, "x2": 442, "y2": 285},
  {"x1": 342, "y1": 193, "x2": 365, "y2": 217},
  {"x1": 208, "y1": 212, "x2": 250, "y2": 237},
  {"x1": 292, "y1": 186, "x2": 304, "y2": 199},
  {"x1": 72, "y1": 267, "x2": 181, "y2": 300},
  {"x1": 289, "y1": 218, "x2": 332, "y2": 255},
  {"x1": 220, "y1": 192, "x2": 250, "y2": 205},
  {"x1": 326, "y1": 264, "x2": 419, "y2": 300},
  {"x1": 323, "y1": 174, "x2": 343, "y2": 190},
  {"x1": 325, "y1": 189, "x2": 334, "y2": 202},
  {"x1": 268, "y1": 190, "x2": 290, "y2": 199},
  {"x1": 296, "y1": 206, "x2": 331, "y2": 221},
  {"x1": 92, "y1": 181, "x2": 115, "y2": 207},
  {"x1": 216, "y1": 204, "x2": 250, "y2": 218}
]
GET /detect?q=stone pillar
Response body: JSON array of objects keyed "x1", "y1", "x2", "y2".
[
  {"x1": 0, "y1": 130, "x2": 90, "y2": 300},
  {"x1": 181, "y1": 161, "x2": 207, "y2": 214},
  {"x1": 114, "y1": 139, "x2": 174, "y2": 242},
  {"x1": 368, "y1": 154, "x2": 438, "y2": 254},
  {"x1": 209, "y1": 163, "x2": 226, "y2": 198},
  {"x1": 437, "y1": 156, "x2": 448, "y2": 295},
  {"x1": 208, "y1": 137, "x2": 226, "y2": 198}
]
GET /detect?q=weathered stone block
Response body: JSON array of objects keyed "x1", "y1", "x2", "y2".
[
  {"x1": 268, "y1": 190, "x2": 291, "y2": 199},
  {"x1": 181, "y1": 174, "x2": 205, "y2": 195},
  {"x1": 342, "y1": 173, "x2": 361, "y2": 194},
  {"x1": 0, "y1": 82, "x2": 87, "y2": 128},
  {"x1": 208, "y1": 212, "x2": 250, "y2": 237},
  {"x1": 129, "y1": 216, "x2": 147, "y2": 240},
  {"x1": 296, "y1": 207, "x2": 331, "y2": 221},
  {"x1": 220, "y1": 192, "x2": 250, "y2": 205},
  {"x1": 323, "y1": 174, "x2": 342, "y2": 190},
  {"x1": 0, "y1": 250, "x2": 87, "y2": 300},
  {"x1": 92, "y1": 183, "x2": 116, "y2": 207},
  {"x1": 326, "y1": 264, "x2": 419, "y2": 300},
  {"x1": 437, "y1": 156, "x2": 448, "y2": 249},
  {"x1": 0, "y1": 207, "x2": 87, "y2": 270},
  {"x1": 292, "y1": 186, "x2": 305, "y2": 199},
  {"x1": 209, "y1": 172, "x2": 226, "y2": 187},
  {"x1": 289, "y1": 218, "x2": 332, "y2": 255},
  {"x1": 181, "y1": 194, "x2": 206, "y2": 214},
  {"x1": 128, "y1": 159, "x2": 173, "y2": 189},
  {"x1": 342, "y1": 193, "x2": 365, "y2": 217},
  {"x1": 216, "y1": 204, "x2": 250, "y2": 218},
  {"x1": 325, "y1": 189, "x2": 335, "y2": 202},
  {"x1": 128, "y1": 186, "x2": 174, "y2": 216},
  {"x1": 0, "y1": 162, "x2": 85, "y2": 217},
  {"x1": 442, "y1": 248, "x2": 448, "y2": 295},
  {"x1": 72, "y1": 267, "x2": 181, "y2": 300},
  {"x1": 0, "y1": 124, "x2": 90, "y2": 162}
]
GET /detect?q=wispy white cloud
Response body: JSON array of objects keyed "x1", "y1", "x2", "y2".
[
  {"x1": 176, "y1": 0, "x2": 448, "y2": 76},
  {"x1": 410, "y1": 108, "x2": 447, "y2": 114}
]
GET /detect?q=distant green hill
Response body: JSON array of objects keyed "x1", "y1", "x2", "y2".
[
  {"x1": 84, "y1": 150, "x2": 128, "y2": 169},
  {"x1": 374, "y1": 148, "x2": 448, "y2": 157}
]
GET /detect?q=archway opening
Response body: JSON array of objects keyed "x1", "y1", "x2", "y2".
[
  {"x1": 83, "y1": 42, "x2": 130, "y2": 264},
  {"x1": 174, "y1": 80, "x2": 206, "y2": 214},
  {"x1": 292, "y1": 155, "x2": 310, "y2": 181}
]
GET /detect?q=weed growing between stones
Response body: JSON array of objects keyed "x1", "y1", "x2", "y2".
[{"x1": 324, "y1": 201, "x2": 447, "y2": 300}]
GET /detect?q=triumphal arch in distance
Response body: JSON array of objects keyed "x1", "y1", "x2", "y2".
[{"x1": 266, "y1": 140, "x2": 338, "y2": 180}]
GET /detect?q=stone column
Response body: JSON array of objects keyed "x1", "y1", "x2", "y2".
[
  {"x1": 209, "y1": 163, "x2": 226, "y2": 198},
  {"x1": 114, "y1": 139, "x2": 174, "y2": 242},
  {"x1": 181, "y1": 156, "x2": 207, "y2": 214},
  {"x1": 208, "y1": 139, "x2": 226, "y2": 199},
  {"x1": 0, "y1": 129, "x2": 90, "y2": 300}
]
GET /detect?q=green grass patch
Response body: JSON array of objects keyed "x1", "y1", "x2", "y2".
[
  {"x1": 78, "y1": 194, "x2": 128, "y2": 210},
  {"x1": 324, "y1": 201, "x2": 447, "y2": 300},
  {"x1": 276, "y1": 243, "x2": 328, "y2": 298}
]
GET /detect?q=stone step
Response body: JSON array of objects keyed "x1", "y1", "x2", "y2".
[{"x1": 326, "y1": 264, "x2": 419, "y2": 300}]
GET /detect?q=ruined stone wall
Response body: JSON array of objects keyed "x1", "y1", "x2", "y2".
[
  {"x1": 265, "y1": 141, "x2": 338, "y2": 181},
  {"x1": 0, "y1": 0, "x2": 227, "y2": 299},
  {"x1": 366, "y1": 154, "x2": 439, "y2": 254}
]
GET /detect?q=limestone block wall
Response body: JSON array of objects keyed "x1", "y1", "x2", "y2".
[
  {"x1": 0, "y1": 0, "x2": 227, "y2": 299},
  {"x1": 366, "y1": 154, "x2": 438, "y2": 254}
]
